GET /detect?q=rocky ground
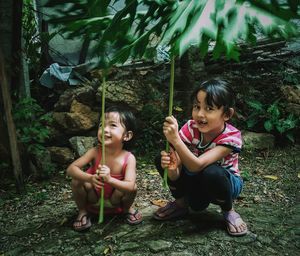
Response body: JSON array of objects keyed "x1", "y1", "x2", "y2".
[{"x1": 0, "y1": 145, "x2": 299, "y2": 256}]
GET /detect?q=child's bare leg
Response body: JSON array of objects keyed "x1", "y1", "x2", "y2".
[
  {"x1": 71, "y1": 179, "x2": 97, "y2": 229},
  {"x1": 110, "y1": 184, "x2": 142, "y2": 224},
  {"x1": 110, "y1": 189, "x2": 124, "y2": 207}
]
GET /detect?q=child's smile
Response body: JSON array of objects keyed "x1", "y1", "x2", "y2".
[
  {"x1": 193, "y1": 91, "x2": 228, "y2": 136},
  {"x1": 98, "y1": 112, "x2": 126, "y2": 146}
]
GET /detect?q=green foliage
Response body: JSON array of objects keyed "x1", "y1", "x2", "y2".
[
  {"x1": 13, "y1": 97, "x2": 56, "y2": 178},
  {"x1": 13, "y1": 97, "x2": 53, "y2": 156},
  {"x1": 246, "y1": 99, "x2": 299, "y2": 143},
  {"x1": 33, "y1": 190, "x2": 49, "y2": 203},
  {"x1": 23, "y1": 0, "x2": 39, "y2": 66},
  {"x1": 280, "y1": 59, "x2": 300, "y2": 84},
  {"x1": 45, "y1": 0, "x2": 299, "y2": 67},
  {"x1": 23, "y1": 0, "x2": 55, "y2": 81},
  {"x1": 240, "y1": 167, "x2": 251, "y2": 181}
]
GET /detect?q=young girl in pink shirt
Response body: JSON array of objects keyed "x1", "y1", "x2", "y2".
[{"x1": 154, "y1": 79, "x2": 247, "y2": 236}]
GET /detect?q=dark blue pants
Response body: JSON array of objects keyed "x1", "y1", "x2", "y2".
[{"x1": 155, "y1": 155, "x2": 241, "y2": 211}]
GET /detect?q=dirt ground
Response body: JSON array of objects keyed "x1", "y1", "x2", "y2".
[{"x1": 0, "y1": 145, "x2": 299, "y2": 256}]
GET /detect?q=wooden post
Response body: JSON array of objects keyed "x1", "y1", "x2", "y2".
[{"x1": 0, "y1": 50, "x2": 24, "y2": 193}]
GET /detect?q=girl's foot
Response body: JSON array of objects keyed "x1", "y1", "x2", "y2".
[
  {"x1": 223, "y1": 210, "x2": 248, "y2": 236},
  {"x1": 73, "y1": 212, "x2": 91, "y2": 231},
  {"x1": 154, "y1": 201, "x2": 188, "y2": 220},
  {"x1": 125, "y1": 208, "x2": 143, "y2": 225}
]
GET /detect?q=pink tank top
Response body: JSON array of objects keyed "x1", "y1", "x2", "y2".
[{"x1": 86, "y1": 148, "x2": 131, "y2": 199}]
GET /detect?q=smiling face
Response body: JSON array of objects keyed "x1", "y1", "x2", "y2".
[
  {"x1": 192, "y1": 90, "x2": 231, "y2": 137},
  {"x1": 97, "y1": 112, "x2": 130, "y2": 147}
]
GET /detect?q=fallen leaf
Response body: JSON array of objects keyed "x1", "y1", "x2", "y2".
[
  {"x1": 151, "y1": 199, "x2": 168, "y2": 207},
  {"x1": 103, "y1": 245, "x2": 113, "y2": 255},
  {"x1": 298, "y1": 173, "x2": 300, "y2": 179},
  {"x1": 264, "y1": 175, "x2": 278, "y2": 180},
  {"x1": 60, "y1": 217, "x2": 68, "y2": 226},
  {"x1": 253, "y1": 195, "x2": 261, "y2": 203},
  {"x1": 139, "y1": 70, "x2": 148, "y2": 75},
  {"x1": 174, "y1": 106, "x2": 183, "y2": 112},
  {"x1": 147, "y1": 170, "x2": 159, "y2": 175}
]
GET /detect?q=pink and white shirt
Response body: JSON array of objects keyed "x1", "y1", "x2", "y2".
[{"x1": 179, "y1": 120, "x2": 242, "y2": 176}]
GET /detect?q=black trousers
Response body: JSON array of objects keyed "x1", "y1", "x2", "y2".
[{"x1": 155, "y1": 155, "x2": 233, "y2": 211}]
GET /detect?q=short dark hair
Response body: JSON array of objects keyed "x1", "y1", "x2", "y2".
[
  {"x1": 104, "y1": 105, "x2": 137, "y2": 150},
  {"x1": 190, "y1": 79, "x2": 235, "y2": 116}
]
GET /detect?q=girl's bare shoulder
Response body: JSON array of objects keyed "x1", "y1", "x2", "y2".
[
  {"x1": 123, "y1": 150, "x2": 136, "y2": 166},
  {"x1": 83, "y1": 146, "x2": 99, "y2": 159}
]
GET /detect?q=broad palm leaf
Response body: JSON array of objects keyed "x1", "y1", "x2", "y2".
[{"x1": 45, "y1": 0, "x2": 299, "y2": 65}]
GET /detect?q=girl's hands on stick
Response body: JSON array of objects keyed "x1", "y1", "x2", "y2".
[
  {"x1": 163, "y1": 116, "x2": 180, "y2": 145},
  {"x1": 161, "y1": 147, "x2": 178, "y2": 171},
  {"x1": 91, "y1": 173, "x2": 103, "y2": 190},
  {"x1": 97, "y1": 164, "x2": 111, "y2": 183}
]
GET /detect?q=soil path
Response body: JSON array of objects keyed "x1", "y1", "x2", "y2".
[{"x1": 0, "y1": 146, "x2": 299, "y2": 256}]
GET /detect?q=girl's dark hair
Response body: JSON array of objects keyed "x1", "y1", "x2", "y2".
[
  {"x1": 104, "y1": 105, "x2": 137, "y2": 150},
  {"x1": 190, "y1": 79, "x2": 235, "y2": 116}
]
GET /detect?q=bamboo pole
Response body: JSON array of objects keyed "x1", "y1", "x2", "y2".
[
  {"x1": 98, "y1": 75, "x2": 106, "y2": 224},
  {"x1": 163, "y1": 56, "x2": 175, "y2": 188}
]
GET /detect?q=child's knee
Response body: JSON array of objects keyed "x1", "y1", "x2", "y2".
[
  {"x1": 71, "y1": 179, "x2": 92, "y2": 191},
  {"x1": 71, "y1": 179, "x2": 82, "y2": 188},
  {"x1": 110, "y1": 190, "x2": 123, "y2": 205},
  {"x1": 131, "y1": 183, "x2": 137, "y2": 194}
]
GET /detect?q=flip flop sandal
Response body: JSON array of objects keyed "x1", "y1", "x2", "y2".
[
  {"x1": 126, "y1": 209, "x2": 143, "y2": 225},
  {"x1": 223, "y1": 211, "x2": 248, "y2": 236},
  {"x1": 73, "y1": 214, "x2": 92, "y2": 232},
  {"x1": 153, "y1": 201, "x2": 188, "y2": 221}
]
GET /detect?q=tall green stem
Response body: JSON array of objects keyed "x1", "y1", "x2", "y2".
[
  {"x1": 163, "y1": 56, "x2": 175, "y2": 188},
  {"x1": 99, "y1": 74, "x2": 106, "y2": 224}
]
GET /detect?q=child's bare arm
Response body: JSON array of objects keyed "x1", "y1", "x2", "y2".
[
  {"x1": 164, "y1": 115, "x2": 232, "y2": 172},
  {"x1": 66, "y1": 147, "x2": 97, "y2": 183},
  {"x1": 174, "y1": 140, "x2": 232, "y2": 172}
]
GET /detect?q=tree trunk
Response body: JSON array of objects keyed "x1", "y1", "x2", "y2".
[
  {"x1": 0, "y1": 50, "x2": 24, "y2": 193},
  {"x1": 0, "y1": 0, "x2": 24, "y2": 98}
]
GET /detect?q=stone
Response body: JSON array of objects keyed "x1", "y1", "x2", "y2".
[
  {"x1": 54, "y1": 85, "x2": 96, "y2": 111},
  {"x1": 69, "y1": 136, "x2": 97, "y2": 157},
  {"x1": 96, "y1": 80, "x2": 143, "y2": 111},
  {"x1": 47, "y1": 146, "x2": 74, "y2": 164},
  {"x1": 118, "y1": 242, "x2": 140, "y2": 251},
  {"x1": 147, "y1": 240, "x2": 172, "y2": 253},
  {"x1": 242, "y1": 131, "x2": 275, "y2": 150}
]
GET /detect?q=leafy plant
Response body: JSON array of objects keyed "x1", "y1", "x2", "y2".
[
  {"x1": 23, "y1": 0, "x2": 40, "y2": 69},
  {"x1": 45, "y1": 0, "x2": 299, "y2": 67},
  {"x1": 281, "y1": 67, "x2": 300, "y2": 85},
  {"x1": 13, "y1": 97, "x2": 56, "y2": 178},
  {"x1": 13, "y1": 97, "x2": 53, "y2": 155},
  {"x1": 246, "y1": 99, "x2": 299, "y2": 142}
]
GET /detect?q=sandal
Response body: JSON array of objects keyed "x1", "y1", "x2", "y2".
[
  {"x1": 126, "y1": 209, "x2": 143, "y2": 225},
  {"x1": 73, "y1": 214, "x2": 92, "y2": 232},
  {"x1": 223, "y1": 211, "x2": 248, "y2": 236},
  {"x1": 153, "y1": 201, "x2": 188, "y2": 221}
]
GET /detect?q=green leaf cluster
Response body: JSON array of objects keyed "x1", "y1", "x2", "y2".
[
  {"x1": 13, "y1": 97, "x2": 53, "y2": 155},
  {"x1": 246, "y1": 99, "x2": 299, "y2": 143},
  {"x1": 45, "y1": 0, "x2": 299, "y2": 67}
]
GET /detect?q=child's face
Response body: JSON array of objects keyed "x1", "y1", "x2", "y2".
[
  {"x1": 192, "y1": 90, "x2": 230, "y2": 135},
  {"x1": 97, "y1": 112, "x2": 127, "y2": 146}
]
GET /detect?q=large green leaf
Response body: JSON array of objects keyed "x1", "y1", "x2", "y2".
[{"x1": 45, "y1": 0, "x2": 299, "y2": 66}]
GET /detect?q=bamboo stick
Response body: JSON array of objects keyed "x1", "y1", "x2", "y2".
[
  {"x1": 163, "y1": 56, "x2": 175, "y2": 188},
  {"x1": 98, "y1": 75, "x2": 106, "y2": 224}
]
